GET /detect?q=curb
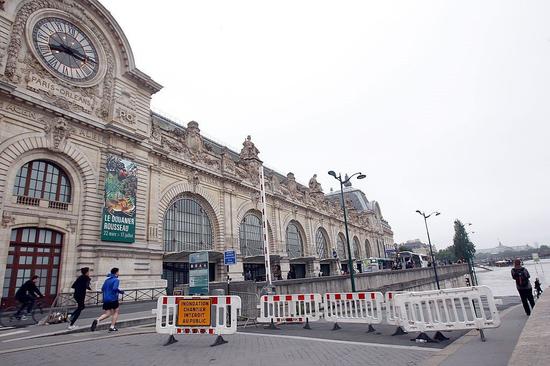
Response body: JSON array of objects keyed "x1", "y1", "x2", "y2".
[{"x1": 5, "y1": 316, "x2": 156, "y2": 341}]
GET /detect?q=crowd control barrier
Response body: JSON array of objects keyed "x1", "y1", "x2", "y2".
[
  {"x1": 153, "y1": 295, "x2": 241, "y2": 346},
  {"x1": 393, "y1": 286, "x2": 500, "y2": 341},
  {"x1": 324, "y1": 292, "x2": 383, "y2": 329},
  {"x1": 384, "y1": 291, "x2": 407, "y2": 336},
  {"x1": 257, "y1": 294, "x2": 322, "y2": 326}
]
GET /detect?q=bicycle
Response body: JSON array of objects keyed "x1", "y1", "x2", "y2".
[{"x1": 0, "y1": 298, "x2": 45, "y2": 328}]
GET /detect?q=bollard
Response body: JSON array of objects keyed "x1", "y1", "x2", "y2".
[
  {"x1": 303, "y1": 318, "x2": 312, "y2": 330},
  {"x1": 332, "y1": 322, "x2": 342, "y2": 331}
]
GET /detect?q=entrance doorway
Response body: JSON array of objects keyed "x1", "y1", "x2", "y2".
[
  {"x1": 320, "y1": 263, "x2": 331, "y2": 277},
  {"x1": 162, "y1": 261, "x2": 217, "y2": 295},
  {"x1": 290, "y1": 264, "x2": 306, "y2": 279},
  {"x1": 243, "y1": 263, "x2": 266, "y2": 281},
  {"x1": 2, "y1": 228, "x2": 63, "y2": 308}
]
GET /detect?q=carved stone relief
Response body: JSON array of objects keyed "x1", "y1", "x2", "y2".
[{"x1": 43, "y1": 116, "x2": 74, "y2": 151}]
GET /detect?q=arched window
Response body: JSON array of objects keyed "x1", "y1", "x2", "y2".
[
  {"x1": 286, "y1": 222, "x2": 303, "y2": 258},
  {"x1": 337, "y1": 233, "x2": 347, "y2": 259},
  {"x1": 239, "y1": 214, "x2": 263, "y2": 257},
  {"x1": 353, "y1": 237, "x2": 361, "y2": 259},
  {"x1": 364, "y1": 239, "x2": 372, "y2": 258},
  {"x1": 13, "y1": 160, "x2": 71, "y2": 203},
  {"x1": 2, "y1": 227, "x2": 63, "y2": 307},
  {"x1": 315, "y1": 228, "x2": 329, "y2": 259},
  {"x1": 163, "y1": 197, "x2": 213, "y2": 252}
]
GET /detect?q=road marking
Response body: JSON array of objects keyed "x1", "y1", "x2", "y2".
[
  {"x1": 0, "y1": 330, "x2": 29, "y2": 338},
  {"x1": 238, "y1": 332, "x2": 441, "y2": 352},
  {"x1": 0, "y1": 329, "x2": 155, "y2": 355}
]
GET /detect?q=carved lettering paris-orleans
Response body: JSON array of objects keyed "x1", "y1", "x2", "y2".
[{"x1": 28, "y1": 73, "x2": 94, "y2": 112}]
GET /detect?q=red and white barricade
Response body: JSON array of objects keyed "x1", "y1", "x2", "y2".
[
  {"x1": 385, "y1": 291, "x2": 404, "y2": 326},
  {"x1": 393, "y1": 286, "x2": 501, "y2": 333},
  {"x1": 257, "y1": 294, "x2": 322, "y2": 323},
  {"x1": 324, "y1": 292, "x2": 383, "y2": 324},
  {"x1": 153, "y1": 296, "x2": 241, "y2": 336}
]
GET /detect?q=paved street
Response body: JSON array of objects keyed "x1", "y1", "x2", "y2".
[{"x1": 0, "y1": 297, "x2": 525, "y2": 366}]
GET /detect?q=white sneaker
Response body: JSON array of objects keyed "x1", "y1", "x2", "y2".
[
  {"x1": 20, "y1": 315, "x2": 28, "y2": 321},
  {"x1": 68, "y1": 324, "x2": 78, "y2": 330}
]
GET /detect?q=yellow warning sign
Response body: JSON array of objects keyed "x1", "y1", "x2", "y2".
[{"x1": 176, "y1": 298, "x2": 212, "y2": 327}]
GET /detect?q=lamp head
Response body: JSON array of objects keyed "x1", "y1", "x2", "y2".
[
  {"x1": 435, "y1": 212, "x2": 441, "y2": 216},
  {"x1": 415, "y1": 210, "x2": 422, "y2": 215},
  {"x1": 328, "y1": 171, "x2": 337, "y2": 178},
  {"x1": 357, "y1": 174, "x2": 366, "y2": 180}
]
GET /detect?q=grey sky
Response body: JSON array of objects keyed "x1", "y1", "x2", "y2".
[{"x1": 103, "y1": 0, "x2": 550, "y2": 250}]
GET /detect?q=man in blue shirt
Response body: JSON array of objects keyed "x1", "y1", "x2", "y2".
[{"x1": 90, "y1": 267, "x2": 124, "y2": 332}]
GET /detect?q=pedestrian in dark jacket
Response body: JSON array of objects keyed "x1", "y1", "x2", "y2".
[
  {"x1": 90, "y1": 268, "x2": 124, "y2": 332},
  {"x1": 15, "y1": 275, "x2": 43, "y2": 319},
  {"x1": 511, "y1": 259, "x2": 535, "y2": 315},
  {"x1": 68, "y1": 267, "x2": 92, "y2": 329},
  {"x1": 534, "y1": 278, "x2": 543, "y2": 299}
]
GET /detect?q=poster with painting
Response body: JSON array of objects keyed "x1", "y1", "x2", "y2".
[{"x1": 101, "y1": 155, "x2": 137, "y2": 243}]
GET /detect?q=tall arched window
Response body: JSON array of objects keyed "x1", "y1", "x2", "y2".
[
  {"x1": 364, "y1": 239, "x2": 372, "y2": 258},
  {"x1": 337, "y1": 233, "x2": 347, "y2": 259},
  {"x1": 286, "y1": 222, "x2": 303, "y2": 258},
  {"x1": 353, "y1": 237, "x2": 361, "y2": 259},
  {"x1": 13, "y1": 160, "x2": 71, "y2": 203},
  {"x1": 239, "y1": 214, "x2": 263, "y2": 257},
  {"x1": 315, "y1": 228, "x2": 329, "y2": 259},
  {"x1": 163, "y1": 197, "x2": 213, "y2": 252}
]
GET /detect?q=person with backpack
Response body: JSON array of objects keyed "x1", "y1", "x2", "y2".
[
  {"x1": 90, "y1": 268, "x2": 124, "y2": 332},
  {"x1": 511, "y1": 259, "x2": 535, "y2": 315},
  {"x1": 534, "y1": 278, "x2": 543, "y2": 299},
  {"x1": 68, "y1": 267, "x2": 92, "y2": 330}
]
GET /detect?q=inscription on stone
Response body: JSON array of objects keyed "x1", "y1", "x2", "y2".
[{"x1": 27, "y1": 73, "x2": 94, "y2": 112}]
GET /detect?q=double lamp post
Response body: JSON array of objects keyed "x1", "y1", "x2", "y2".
[
  {"x1": 416, "y1": 210, "x2": 441, "y2": 290},
  {"x1": 328, "y1": 171, "x2": 366, "y2": 292}
]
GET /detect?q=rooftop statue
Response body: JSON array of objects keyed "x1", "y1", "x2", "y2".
[
  {"x1": 240, "y1": 135, "x2": 260, "y2": 160},
  {"x1": 308, "y1": 174, "x2": 323, "y2": 194}
]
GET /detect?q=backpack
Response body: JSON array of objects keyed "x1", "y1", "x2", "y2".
[{"x1": 514, "y1": 268, "x2": 529, "y2": 287}]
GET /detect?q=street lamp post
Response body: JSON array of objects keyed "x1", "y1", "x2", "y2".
[
  {"x1": 328, "y1": 171, "x2": 366, "y2": 292},
  {"x1": 465, "y1": 224, "x2": 478, "y2": 286},
  {"x1": 416, "y1": 210, "x2": 441, "y2": 290}
]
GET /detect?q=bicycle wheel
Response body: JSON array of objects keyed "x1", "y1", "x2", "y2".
[{"x1": 0, "y1": 306, "x2": 20, "y2": 327}]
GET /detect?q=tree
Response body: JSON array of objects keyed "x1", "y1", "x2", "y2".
[
  {"x1": 453, "y1": 219, "x2": 475, "y2": 260},
  {"x1": 540, "y1": 245, "x2": 549, "y2": 250},
  {"x1": 398, "y1": 245, "x2": 412, "y2": 252},
  {"x1": 436, "y1": 246, "x2": 457, "y2": 262}
]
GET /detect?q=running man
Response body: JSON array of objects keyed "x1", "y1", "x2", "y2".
[
  {"x1": 90, "y1": 268, "x2": 124, "y2": 332},
  {"x1": 68, "y1": 267, "x2": 92, "y2": 330}
]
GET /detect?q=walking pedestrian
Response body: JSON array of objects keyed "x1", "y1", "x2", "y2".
[
  {"x1": 90, "y1": 268, "x2": 124, "y2": 332},
  {"x1": 68, "y1": 267, "x2": 92, "y2": 330},
  {"x1": 534, "y1": 278, "x2": 543, "y2": 299},
  {"x1": 511, "y1": 259, "x2": 535, "y2": 315}
]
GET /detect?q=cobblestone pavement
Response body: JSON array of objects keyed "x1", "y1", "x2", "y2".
[{"x1": 0, "y1": 331, "x2": 436, "y2": 366}]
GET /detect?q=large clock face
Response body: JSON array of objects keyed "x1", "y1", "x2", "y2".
[{"x1": 32, "y1": 17, "x2": 99, "y2": 82}]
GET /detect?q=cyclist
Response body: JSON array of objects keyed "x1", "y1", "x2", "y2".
[{"x1": 14, "y1": 275, "x2": 44, "y2": 320}]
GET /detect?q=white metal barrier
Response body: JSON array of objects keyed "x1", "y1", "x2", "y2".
[
  {"x1": 257, "y1": 294, "x2": 322, "y2": 323},
  {"x1": 393, "y1": 286, "x2": 501, "y2": 333},
  {"x1": 384, "y1": 291, "x2": 404, "y2": 326},
  {"x1": 324, "y1": 292, "x2": 383, "y2": 324},
  {"x1": 153, "y1": 296, "x2": 241, "y2": 336}
]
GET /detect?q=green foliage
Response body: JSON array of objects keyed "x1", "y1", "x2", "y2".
[
  {"x1": 436, "y1": 246, "x2": 457, "y2": 262},
  {"x1": 540, "y1": 245, "x2": 549, "y2": 250},
  {"x1": 398, "y1": 245, "x2": 412, "y2": 252},
  {"x1": 453, "y1": 219, "x2": 476, "y2": 260}
]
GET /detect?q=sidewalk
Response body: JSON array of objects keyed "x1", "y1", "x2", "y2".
[{"x1": 422, "y1": 303, "x2": 527, "y2": 366}]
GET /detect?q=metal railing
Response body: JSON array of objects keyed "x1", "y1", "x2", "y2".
[
  {"x1": 230, "y1": 291, "x2": 260, "y2": 328},
  {"x1": 53, "y1": 288, "x2": 167, "y2": 307}
]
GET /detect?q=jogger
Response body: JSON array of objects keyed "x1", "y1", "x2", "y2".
[
  {"x1": 91, "y1": 267, "x2": 124, "y2": 332},
  {"x1": 68, "y1": 267, "x2": 92, "y2": 329}
]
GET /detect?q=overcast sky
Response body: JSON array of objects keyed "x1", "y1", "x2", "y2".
[{"x1": 103, "y1": 0, "x2": 550, "y2": 250}]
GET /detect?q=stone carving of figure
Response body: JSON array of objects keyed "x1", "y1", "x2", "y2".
[
  {"x1": 221, "y1": 147, "x2": 236, "y2": 174},
  {"x1": 185, "y1": 121, "x2": 203, "y2": 161},
  {"x1": 286, "y1": 172, "x2": 298, "y2": 198},
  {"x1": 308, "y1": 174, "x2": 323, "y2": 194},
  {"x1": 240, "y1": 135, "x2": 260, "y2": 160}
]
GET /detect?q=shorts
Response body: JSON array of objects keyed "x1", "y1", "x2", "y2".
[{"x1": 102, "y1": 301, "x2": 119, "y2": 310}]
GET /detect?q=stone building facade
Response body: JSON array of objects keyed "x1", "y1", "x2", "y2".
[{"x1": 0, "y1": 0, "x2": 393, "y2": 302}]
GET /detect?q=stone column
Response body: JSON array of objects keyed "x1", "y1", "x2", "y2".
[
  {"x1": 227, "y1": 261, "x2": 244, "y2": 282},
  {"x1": 279, "y1": 258, "x2": 290, "y2": 278}
]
